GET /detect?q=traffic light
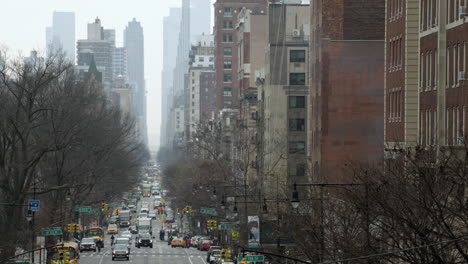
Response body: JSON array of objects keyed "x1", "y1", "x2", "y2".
[
  {"x1": 72, "y1": 224, "x2": 79, "y2": 233},
  {"x1": 176, "y1": 208, "x2": 180, "y2": 215},
  {"x1": 225, "y1": 249, "x2": 232, "y2": 261},
  {"x1": 114, "y1": 208, "x2": 119, "y2": 216},
  {"x1": 220, "y1": 249, "x2": 226, "y2": 262},
  {"x1": 184, "y1": 205, "x2": 190, "y2": 214},
  {"x1": 187, "y1": 205, "x2": 192, "y2": 214},
  {"x1": 101, "y1": 203, "x2": 105, "y2": 211},
  {"x1": 67, "y1": 224, "x2": 74, "y2": 233},
  {"x1": 58, "y1": 252, "x2": 64, "y2": 260},
  {"x1": 212, "y1": 220, "x2": 217, "y2": 230}
]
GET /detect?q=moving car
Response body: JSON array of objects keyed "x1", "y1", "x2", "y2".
[
  {"x1": 148, "y1": 211, "x2": 157, "y2": 219},
  {"x1": 114, "y1": 237, "x2": 131, "y2": 252},
  {"x1": 120, "y1": 231, "x2": 132, "y2": 241},
  {"x1": 135, "y1": 233, "x2": 153, "y2": 248},
  {"x1": 128, "y1": 226, "x2": 138, "y2": 234},
  {"x1": 112, "y1": 244, "x2": 129, "y2": 261},
  {"x1": 79, "y1": 237, "x2": 97, "y2": 252},
  {"x1": 170, "y1": 237, "x2": 186, "y2": 248},
  {"x1": 108, "y1": 224, "x2": 119, "y2": 234}
]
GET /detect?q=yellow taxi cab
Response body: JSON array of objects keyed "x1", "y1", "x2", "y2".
[
  {"x1": 170, "y1": 237, "x2": 186, "y2": 248},
  {"x1": 107, "y1": 224, "x2": 119, "y2": 234}
]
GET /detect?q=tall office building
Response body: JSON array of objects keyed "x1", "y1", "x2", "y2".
[
  {"x1": 124, "y1": 18, "x2": 147, "y2": 145},
  {"x1": 161, "y1": 8, "x2": 181, "y2": 147},
  {"x1": 46, "y1": 12, "x2": 75, "y2": 62},
  {"x1": 77, "y1": 18, "x2": 113, "y2": 90},
  {"x1": 103, "y1": 29, "x2": 116, "y2": 47},
  {"x1": 213, "y1": 0, "x2": 268, "y2": 112}
]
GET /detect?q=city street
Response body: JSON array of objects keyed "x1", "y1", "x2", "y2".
[{"x1": 79, "y1": 240, "x2": 206, "y2": 264}]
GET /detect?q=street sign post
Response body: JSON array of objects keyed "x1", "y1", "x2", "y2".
[
  {"x1": 219, "y1": 224, "x2": 240, "y2": 230},
  {"x1": 41, "y1": 229, "x2": 63, "y2": 236},
  {"x1": 200, "y1": 208, "x2": 218, "y2": 216},
  {"x1": 75, "y1": 207, "x2": 92, "y2": 213},
  {"x1": 28, "y1": 200, "x2": 40, "y2": 212},
  {"x1": 238, "y1": 256, "x2": 264, "y2": 262}
]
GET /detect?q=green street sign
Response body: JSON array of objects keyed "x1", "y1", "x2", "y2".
[
  {"x1": 219, "y1": 224, "x2": 240, "y2": 230},
  {"x1": 92, "y1": 210, "x2": 99, "y2": 214},
  {"x1": 75, "y1": 207, "x2": 92, "y2": 213},
  {"x1": 41, "y1": 229, "x2": 63, "y2": 235},
  {"x1": 200, "y1": 208, "x2": 217, "y2": 216},
  {"x1": 238, "y1": 255, "x2": 264, "y2": 262}
]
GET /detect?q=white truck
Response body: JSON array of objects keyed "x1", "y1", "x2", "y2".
[
  {"x1": 119, "y1": 210, "x2": 131, "y2": 227},
  {"x1": 137, "y1": 217, "x2": 152, "y2": 235}
]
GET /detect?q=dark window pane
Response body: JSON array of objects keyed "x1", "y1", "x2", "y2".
[
  {"x1": 289, "y1": 141, "x2": 305, "y2": 154},
  {"x1": 289, "y1": 119, "x2": 305, "y2": 131},
  {"x1": 223, "y1": 47, "x2": 232, "y2": 56},
  {"x1": 288, "y1": 96, "x2": 305, "y2": 108},
  {"x1": 223, "y1": 73, "x2": 232, "y2": 82},
  {"x1": 290, "y1": 73, "x2": 306, "y2": 85},
  {"x1": 290, "y1": 50, "x2": 306, "y2": 62}
]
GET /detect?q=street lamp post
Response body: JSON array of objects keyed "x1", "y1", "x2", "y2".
[{"x1": 290, "y1": 182, "x2": 368, "y2": 263}]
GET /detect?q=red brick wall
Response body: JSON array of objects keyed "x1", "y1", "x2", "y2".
[{"x1": 320, "y1": 41, "x2": 384, "y2": 182}]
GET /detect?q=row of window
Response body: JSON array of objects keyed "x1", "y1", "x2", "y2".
[
  {"x1": 447, "y1": 0, "x2": 467, "y2": 24},
  {"x1": 420, "y1": 107, "x2": 467, "y2": 146},
  {"x1": 388, "y1": 0, "x2": 404, "y2": 22},
  {"x1": 198, "y1": 56, "x2": 214, "y2": 63},
  {"x1": 420, "y1": 0, "x2": 438, "y2": 31},
  {"x1": 446, "y1": 43, "x2": 467, "y2": 88},
  {"x1": 388, "y1": 88, "x2": 403, "y2": 123},
  {"x1": 388, "y1": 35, "x2": 403, "y2": 72}
]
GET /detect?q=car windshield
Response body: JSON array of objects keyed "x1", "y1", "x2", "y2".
[
  {"x1": 140, "y1": 233, "x2": 151, "y2": 238},
  {"x1": 82, "y1": 238, "x2": 94, "y2": 243},
  {"x1": 109, "y1": 224, "x2": 117, "y2": 229},
  {"x1": 115, "y1": 239, "x2": 128, "y2": 244},
  {"x1": 122, "y1": 231, "x2": 131, "y2": 235},
  {"x1": 114, "y1": 245, "x2": 127, "y2": 251}
]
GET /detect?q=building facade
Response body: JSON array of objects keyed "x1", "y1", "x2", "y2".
[
  {"x1": 310, "y1": 0, "x2": 385, "y2": 183},
  {"x1": 186, "y1": 35, "x2": 215, "y2": 138},
  {"x1": 261, "y1": 3, "x2": 310, "y2": 198},
  {"x1": 213, "y1": 0, "x2": 268, "y2": 112},
  {"x1": 77, "y1": 18, "x2": 113, "y2": 90}
]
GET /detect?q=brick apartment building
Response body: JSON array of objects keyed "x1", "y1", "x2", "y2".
[
  {"x1": 385, "y1": 1, "x2": 468, "y2": 157},
  {"x1": 310, "y1": 0, "x2": 385, "y2": 183},
  {"x1": 213, "y1": 0, "x2": 268, "y2": 113}
]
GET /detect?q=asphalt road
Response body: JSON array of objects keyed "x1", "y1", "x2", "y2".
[{"x1": 80, "y1": 196, "x2": 207, "y2": 264}]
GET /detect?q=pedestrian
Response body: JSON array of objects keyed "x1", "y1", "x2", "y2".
[{"x1": 111, "y1": 235, "x2": 115, "y2": 246}]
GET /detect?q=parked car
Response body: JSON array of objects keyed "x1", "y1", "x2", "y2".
[
  {"x1": 171, "y1": 237, "x2": 186, "y2": 248},
  {"x1": 112, "y1": 244, "x2": 130, "y2": 261},
  {"x1": 208, "y1": 250, "x2": 220, "y2": 264},
  {"x1": 79, "y1": 237, "x2": 97, "y2": 252},
  {"x1": 198, "y1": 239, "x2": 214, "y2": 251},
  {"x1": 207, "y1": 246, "x2": 222, "y2": 261},
  {"x1": 135, "y1": 233, "x2": 153, "y2": 248}
]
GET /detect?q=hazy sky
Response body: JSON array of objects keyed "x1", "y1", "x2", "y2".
[{"x1": 0, "y1": 0, "x2": 215, "y2": 151}]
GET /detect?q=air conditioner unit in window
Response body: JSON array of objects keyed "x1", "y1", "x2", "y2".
[
  {"x1": 460, "y1": 6, "x2": 467, "y2": 18},
  {"x1": 292, "y1": 29, "x2": 301, "y2": 37},
  {"x1": 459, "y1": 71, "x2": 466, "y2": 81}
]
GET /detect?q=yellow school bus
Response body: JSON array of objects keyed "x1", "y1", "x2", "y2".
[
  {"x1": 84, "y1": 226, "x2": 105, "y2": 248},
  {"x1": 48, "y1": 241, "x2": 80, "y2": 264}
]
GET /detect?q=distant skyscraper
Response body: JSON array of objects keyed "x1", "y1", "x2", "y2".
[
  {"x1": 113, "y1": 47, "x2": 127, "y2": 78},
  {"x1": 46, "y1": 12, "x2": 75, "y2": 62},
  {"x1": 77, "y1": 18, "x2": 113, "y2": 90},
  {"x1": 160, "y1": 8, "x2": 181, "y2": 147},
  {"x1": 190, "y1": 0, "x2": 211, "y2": 39},
  {"x1": 124, "y1": 18, "x2": 147, "y2": 145},
  {"x1": 103, "y1": 29, "x2": 116, "y2": 47}
]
